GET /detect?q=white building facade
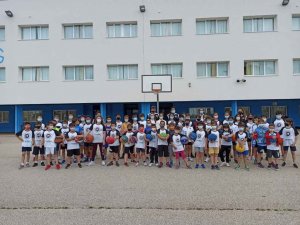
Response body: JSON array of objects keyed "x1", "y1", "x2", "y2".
[{"x1": 0, "y1": 0, "x2": 300, "y2": 132}]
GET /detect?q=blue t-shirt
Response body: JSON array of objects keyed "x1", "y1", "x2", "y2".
[{"x1": 255, "y1": 126, "x2": 268, "y2": 146}]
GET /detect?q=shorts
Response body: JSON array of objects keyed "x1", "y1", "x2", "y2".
[
  {"x1": 175, "y1": 150, "x2": 186, "y2": 160},
  {"x1": 21, "y1": 147, "x2": 32, "y2": 152},
  {"x1": 109, "y1": 146, "x2": 119, "y2": 153},
  {"x1": 194, "y1": 147, "x2": 204, "y2": 153},
  {"x1": 136, "y1": 148, "x2": 145, "y2": 153},
  {"x1": 209, "y1": 147, "x2": 219, "y2": 155},
  {"x1": 185, "y1": 142, "x2": 193, "y2": 146},
  {"x1": 67, "y1": 149, "x2": 80, "y2": 157},
  {"x1": 267, "y1": 150, "x2": 280, "y2": 159},
  {"x1": 158, "y1": 145, "x2": 169, "y2": 157},
  {"x1": 257, "y1": 145, "x2": 267, "y2": 154},
  {"x1": 45, "y1": 147, "x2": 55, "y2": 155},
  {"x1": 60, "y1": 144, "x2": 67, "y2": 150},
  {"x1": 236, "y1": 150, "x2": 249, "y2": 156},
  {"x1": 124, "y1": 146, "x2": 134, "y2": 155},
  {"x1": 283, "y1": 146, "x2": 297, "y2": 152},
  {"x1": 84, "y1": 142, "x2": 93, "y2": 147},
  {"x1": 33, "y1": 146, "x2": 45, "y2": 155}
]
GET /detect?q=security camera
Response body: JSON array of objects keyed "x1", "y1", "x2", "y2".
[
  {"x1": 242, "y1": 79, "x2": 246, "y2": 83},
  {"x1": 236, "y1": 79, "x2": 240, "y2": 83},
  {"x1": 139, "y1": 5, "x2": 146, "y2": 12}
]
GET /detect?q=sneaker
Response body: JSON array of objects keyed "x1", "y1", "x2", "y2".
[
  {"x1": 235, "y1": 165, "x2": 240, "y2": 170},
  {"x1": 220, "y1": 162, "x2": 226, "y2": 167},
  {"x1": 195, "y1": 164, "x2": 199, "y2": 169},
  {"x1": 155, "y1": 163, "x2": 159, "y2": 167},
  {"x1": 274, "y1": 164, "x2": 279, "y2": 171},
  {"x1": 65, "y1": 164, "x2": 71, "y2": 169},
  {"x1": 88, "y1": 161, "x2": 95, "y2": 166},
  {"x1": 124, "y1": 162, "x2": 129, "y2": 167},
  {"x1": 211, "y1": 165, "x2": 215, "y2": 170},
  {"x1": 166, "y1": 162, "x2": 171, "y2": 168},
  {"x1": 19, "y1": 164, "x2": 25, "y2": 169},
  {"x1": 267, "y1": 164, "x2": 272, "y2": 170},
  {"x1": 135, "y1": 162, "x2": 139, "y2": 167},
  {"x1": 257, "y1": 163, "x2": 264, "y2": 168},
  {"x1": 293, "y1": 163, "x2": 298, "y2": 169},
  {"x1": 158, "y1": 162, "x2": 163, "y2": 168},
  {"x1": 282, "y1": 161, "x2": 286, "y2": 167},
  {"x1": 201, "y1": 164, "x2": 206, "y2": 169},
  {"x1": 50, "y1": 161, "x2": 53, "y2": 166},
  {"x1": 45, "y1": 165, "x2": 51, "y2": 170},
  {"x1": 149, "y1": 163, "x2": 153, "y2": 167},
  {"x1": 205, "y1": 157, "x2": 210, "y2": 163},
  {"x1": 32, "y1": 162, "x2": 38, "y2": 167},
  {"x1": 189, "y1": 157, "x2": 194, "y2": 162},
  {"x1": 107, "y1": 161, "x2": 113, "y2": 166},
  {"x1": 101, "y1": 161, "x2": 106, "y2": 166},
  {"x1": 115, "y1": 161, "x2": 120, "y2": 167},
  {"x1": 56, "y1": 164, "x2": 61, "y2": 170},
  {"x1": 143, "y1": 161, "x2": 148, "y2": 166},
  {"x1": 25, "y1": 162, "x2": 30, "y2": 167},
  {"x1": 245, "y1": 166, "x2": 250, "y2": 171},
  {"x1": 61, "y1": 160, "x2": 66, "y2": 164},
  {"x1": 226, "y1": 163, "x2": 230, "y2": 167},
  {"x1": 40, "y1": 161, "x2": 45, "y2": 166},
  {"x1": 215, "y1": 165, "x2": 220, "y2": 170},
  {"x1": 78, "y1": 163, "x2": 82, "y2": 168}
]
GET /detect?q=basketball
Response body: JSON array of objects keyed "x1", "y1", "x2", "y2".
[
  {"x1": 85, "y1": 133, "x2": 94, "y2": 143},
  {"x1": 236, "y1": 144, "x2": 245, "y2": 153},
  {"x1": 180, "y1": 136, "x2": 189, "y2": 145},
  {"x1": 208, "y1": 133, "x2": 217, "y2": 142},
  {"x1": 106, "y1": 136, "x2": 115, "y2": 145},
  {"x1": 121, "y1": 135, "x2": 128, "y2": 143},
  {"x1": 129, "y1": 136, "x2": 137, "y2": 144},
  {"x1": 160, "y1": 132, "x2": 168, "y2": 138},
  {"x1": 75, "y1": 135, "x2": 83, "y2": 143},
  {"x1": 189, "y1": 132, "x2": 197, "y2": 141},
  {"x1": 146, "y1": 134, "x2": 153, "y2": 141},
  {"x1": 54, "y1": 136, "x2": 63, "y2": 143}
]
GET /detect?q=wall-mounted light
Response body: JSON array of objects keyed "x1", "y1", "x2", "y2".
[
  {"x1": 139, "y1": 5, "x2": 146, "y2": 12},
  {"x1": 5, "y1": 10, "x2": 13, "y2": 17},
  {"x1": 188, "y1": 82, "x2": 191, "y2": 88},
  {"x1": 236, "y1": 79, "x2": 246, "y2": 83},
  {"x1": 282, "y1": 0, "x2": 289, "y2": 6}
]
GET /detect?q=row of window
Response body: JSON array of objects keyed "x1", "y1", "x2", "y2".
[
  {"x1": 1, "y1": 59, "x2": 300, "y2": 82},
  {"x1": 0, "y1": 15, "x2": 300, "y2": 41},
  {"x1": 0, "y1": 105, "x2": 288, "y2": 123}
]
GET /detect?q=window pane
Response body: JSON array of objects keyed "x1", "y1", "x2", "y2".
[
  {"x1": 108, "y1": 66, "x2": 118, "y2": 80},
  {"x1": 64, "y1": 26, "x2": 73, "y2": 39},
  {"x1": 218, "y1": 62, "x2": 228, "y2": 77},
  {"x1": 123, "y1": 24, "x2": 131, "y2": 37},
  {"x1": 131, "y1": 24, "x2": 137, "y2": 37},
  {"x1": 114, "y1": 24, "x2": 121, "y2": 37},
  {"x1": 65, "y1": 67, "x2": 74, "y2": 80},
  {"x1": 161, "y1": 22, "x2": 171, "y2": 36},
  {"x1": 74, "y1": 25, "x2": 80, "y2": 38},
  {"x1": 196, "y1": 21, "x2": 206, "y2": 34},
  {"x1": 293, "y1": 60, "x2": 300, "y2": 74},
  {"x1": 85, "y1": 66, "x2": 93, "y2": 80},
  {"x1": 22, "y1": 27, "x2": 31, "y2": 40},
  {"x1": 243, "y1": 19, "x2": 252, "y2": 32},
  {"x1": 75, "y1": 66, "x2": 84, "y2": 80},
  {"x1": 172, "y1": 22, "x2": 181, "y2": 35},
  {"x1": 254, "y1": 61, "x2": 264, "y2": 75},
  {"x1": 40, "y1": 27, "x2": 49, "y2": 39},
  {"x1": 217, "y1": 20, "x2": 228, "y2": 33},
  {"x1": 206, "y1": 20, "x2": 216, "y2": 34},
  {"x1": 107, "y1": 25, "x2": 114, "y2": 37},
  {"x1": 197, "y1": 63, "x2": 206, "y2": 77},
  {"x1": 161, "y1": 64, "x2": 171, "y2": 74},
  {"x1": 84, "y1": 25, "x2": 93, "y2": 38},
  {"x1": 264, "y1": 18, "x2": 274, "y2": 31},
  {"x1": 151, "y1": 23, "x2": 160, "y2": 36},
  {"x1": 265, "y1": 61, "x2": 275, "y2": 75},
  {"x1": 0, "y1": 28, "x2": 5, "y2": 41},
  {"x1": 22, "y1": 68, "x2": 33, "y2": 81},
  {"x1": 244, "y1": 61, "x2": 253, "y2": 75},
  {"x1": 292, "y1": 17, "x2": 300, "y2": 30},
  {"x1": 151, "y1": 65, "x2": 161, "y2": 75},
  {"x1": 31, "y1": 27, "x2": 37, "y2": 40},
  {"x1": 171, "y1": 64, "x2": 182, "y2": 78},
  {"x1": 40, "y1": 67, "x2": 49, "y2": 81},
  {"x1": 0, "y1": 68, "x2": 5, "y2": 81},
  {"x1": 253, "y1": 18, "x2": 263, "y2": 32},
  {"x1": 128, "y1": 65, "x2": 138, "y2": 79}
]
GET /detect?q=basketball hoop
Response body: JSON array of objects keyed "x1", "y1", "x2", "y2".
[
  {"x1": 152, "y1": 88, "x2": 161, "y2": 95},
  {"x1": 152, "y1": 83, "x2": 162, "y2": 95}
]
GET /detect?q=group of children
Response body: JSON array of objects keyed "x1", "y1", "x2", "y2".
[{"x1": 16, "y1": 106, "x2": 298, "y2": 171}]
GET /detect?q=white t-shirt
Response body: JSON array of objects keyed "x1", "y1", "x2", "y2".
[
  {"x1": 208, "y1": 130, "x2": 220, "y2": 148},
  {"x1": 220, "y1": 130, "x2": 232, "y2": 146},
  {"x1": 157, "y1": 129, "x2": 169, "y2": 146},
  {"x1": 181, "y1": 126, "x2": 194, "y2": 140},
  {"x1": 235, "y1": 132, "x2": 249, "y2": 150},
  {"x1": 43, "y1": 130, "x2": 56, "y2": 148},
  {"x1": 60, "y1": 128, "x2": 69, "y2": 144},
  {"x1": 116, "y1": 121, "x2": 123, "y2": 131},
  {"x1": 267, "y1": 132, "x2": 280, "y2": 151},
  {"x1": 34, "y1": 130, "x2": 44, "y2": 147},
  {"x1": 280, "y1": 127, "x2": 298, "y2": 146},
  {"x1": 135, "y1": 132, "x2": 146, "y2": 149},
  {"x1": 108, "y1": 130, "x2": 120, "y2": 146},
  {"x1": 17, "y1": 130, "x2": 34, "y2": 147},
  {"x1": 148, "y1": 131, "x2": 158, "y2": 148},
  {"x1": 90, "y1": 124, "x2": 106, "y2": 143},
  {"x1": 274, "y1": 119, "x2": 285, "y2": 132},
  {"x1": 65, "y1": 132, "x2": 80, "y2": 150},
  {"x1": 172, "y1": 134, "x2": 184, "y2": 152},
  {"x1": 83, "y1": 124, "x2": 92, "y2": 137},
  {"x1": 124, "y1": 131, "x2": 134, "y2": 147},
  {"x1": 193, "y1": 130, "x2": 206, "y2": 148}
]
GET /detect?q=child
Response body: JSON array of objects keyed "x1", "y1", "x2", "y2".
[
  {"x1": 16, "y1": 122, "x2": 34, "y2": 169},
  {"x1": 32, "y1": 123, "x2": 45, "y2": 167},
  {"x1": 138, "y1": 113, "x2": 147, "y2": 128},
  {"x1": 156, "y1": 113, "x2": 167, "y2": 130},
  {"x1": 132, "y1": 115, "x2": 139, "y2": 134},
  {"x1": 65, "y1": 123, "x2": 82, "y2": 169},
  {"x1": 83, "y1": 116, "x2": 93, "y2": 165},
  {"x1": 157, "y1": 120, "x2": 170, "y2": 168},
  {"x1": 253, "y1": 118, "x2": 268, "y2": 168},
  {"x1": 60, "y1": 121, "x2": 69, "y2": 164},
  {"x1": 167, "y1": 122, "x2": 176, "y2": 167},
  {"x1": 265, "y1": 123, "x2": 281, "y2": 170},
  {"x1": 90, "y1": 116, "x2": 106, "y2": 166},
  {"x1": 135, "y1": 124, "x2": 147, "y2": 166},
  {"x1": 106, "y1": 122, "x2": 120, "y2": 167},
  {"x1": 147, "y1": 124, "x2": 158, "y2": 167},
  {"x1": 181, "y1": 119, "x2": 194, "y2": 162},
  {"x1": 115, "y1": 114, "x2": 123, "y2": 132},
  {"x1": 43, "y1": 122, "x2": 61, "y2": 170},
  {"x1": 193, "y1": 123, "x2": 207, "y2": 169},
  {"x1": 229, "y1": 116, "x2": 239, "y2": 163},
  {"x1": 273, "y1": 112, "x2": 285, "y2": 157},
  {"x1": 171, "y1": 126, "x2": 191, "y2": 169},
  {"x1": 219, "y1": 123, "x2": 232, "y2": 167},
  {"x1": 280, "y1": 118, "x2": 298, "y2": 168},
  {"x1": 204, "y1": 116, "x2": 212, "y2": 163},
  {"x1": 208, "y1": 122, "x2": 220, "y2": 170},
  {"x1": 235, "y1": 123, "x2": 250, "y2": 171},
  {"x1": 123, "y1": 124, "x2": 135, "y2": 167}
]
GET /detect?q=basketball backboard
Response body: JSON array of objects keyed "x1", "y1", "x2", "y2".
[{"x1": 141, "y1": 74, "x2": 172, "y2": 93}]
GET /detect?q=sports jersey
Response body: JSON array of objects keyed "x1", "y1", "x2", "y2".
[
  {"x1": 279, "y1": 126, "x2": 298, "y2": 146},
  {"x1": 90, "y1": 123, "x2": 106, "y2": 143},
  {"x1": 135, "y1": 132, "x2": 146, "y2": 149},
  {"x1": 116, "y1": 121, "x2": 123, "y2": 132},
  {"x1": 171, "y1": 133, "x2": 184, "y2": 152},
  {"x1": 43, "y1": 130, "x2": 56, "y2": 148},
  {"x1": 124, "y1": 131, "x2": 134, "y2": 147},
  {"x1": 274, "y1": 119, "x2": 285, "y2": 132},
  {"x1": 181, "y1": 126, "x2": 194, "y2": 140},
  {"x1": 235, "y1": 132, "x2": 249, "y2": 150},
  {"x1": 193, "y1": 130, "x2": 207, "y2": 148},
  {"x1": 220, "y1": 129, "x2": 232, "y2": 146},
  {"x1": 16, "y1": 130, "x2": 34, "y2": 147},
  {"x1": 208, "y1": 130, "x2": 220, "y2": 148},
  {"x1": 107, "y1": 130, "x2": 120, "y2": 146},
  {"x1": 83, "y1": 123, "x2": 92, "y2": 137},
  {"x1": 65, "y1": 132, "x2": 80, "y2": 150},
  {"x1": 157, "y1": 128, "x2": 169, "y2": 146},
  {"x1": 34, "y1": 130, "x2": 44, "y2": 146},
  {"x1": 148, "y1": 131, "x2": 158, "y2": 148}
]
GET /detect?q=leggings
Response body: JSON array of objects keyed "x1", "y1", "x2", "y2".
[
  {"x1": 150, "y1": 147, "x2": 158, "y2": 163},
  {"x1": 92, "y1": 143, "x2": 104, "y2": 161}
]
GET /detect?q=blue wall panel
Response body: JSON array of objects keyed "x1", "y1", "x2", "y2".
[{"x1": 0, "y1": 105, "x2": 15, "y2": 133}]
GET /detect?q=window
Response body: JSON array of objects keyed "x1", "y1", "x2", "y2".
[
  {"x1": 261, "y1": 106, "x2": 287, "y2": 118},
  {"x1": 196, "y1": 18, "x2": 228, "y2": 34},
  {"x1": 21, "y1": 67, "x2": 49, "y2": 81},
  {"x1": 0, "y1": 68, "x2": 5, "y2": 82},
  {"x1": 197, "y1": 62, "x2": 229, "y2": 77},
  {"x1": 150, "y1": 20, "x2": 182, "y2": 36},
  {"x1": 292, "y1": 15, "x2": 300, "y2": 30},
  {"x1": 64, "y1": 66, "x2": 93, "y2": 81},
  {"x1": 244, "y1": 60, "x2": 277, "y2": 76},
  {"x1": 64, "y1": 24, "x2": 93, "y2": 39},
  {"x1": 107, "y1": 64, "x2": 138, "y2": 80},
  {"x1": 151, "y1": 63, "x2": 182, "y2": 78},
  {"x1": 0, "y1": 27, "x2": 5, "y2": 41},
  {"x1": 238, "y1": 106, "x2": 251, "y2": 116},
  {"x1": 243, "y1": 16, "x2": 276, "y2": 32},
  {"x1": 293, "y1": 59, "x2": 300, "y2": 75},
  {"x1": 0, "y1": 111, "x2": 9, "y2": 123},
  {"x1": 53, "y1": 110, "x2": 76, "y2": 121},
  {"x1": 23, "y1": 111, "x2": 42, "y2": 122},
  {"x1": 189, "y1": 107, "x2": 214, "y2": 119},
  {"x1": 107, "y1": 22, "x2": 137, "y2": 38},
  {"x1": 20, "y1": 25, "x2": 49, "y2": 40}
]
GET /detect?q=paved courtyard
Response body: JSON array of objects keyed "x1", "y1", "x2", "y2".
[{"x1": 0, "y1": 134, "x2": 299, "y2": 225}]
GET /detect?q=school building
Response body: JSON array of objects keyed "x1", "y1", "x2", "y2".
[{"x1": 0, "y1": 0, "x2": 300, "y2": 133}]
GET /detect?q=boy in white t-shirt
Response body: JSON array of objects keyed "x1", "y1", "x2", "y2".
[
  {"x1": 135, "y1": 124, "x2": 147, "y2": 166},
  {"x1": 65, "y1": 123, "x2": 83, "y2": 169},
  {"x1": 193, "y1": 123, "x2": 207, "y2": 169}
]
